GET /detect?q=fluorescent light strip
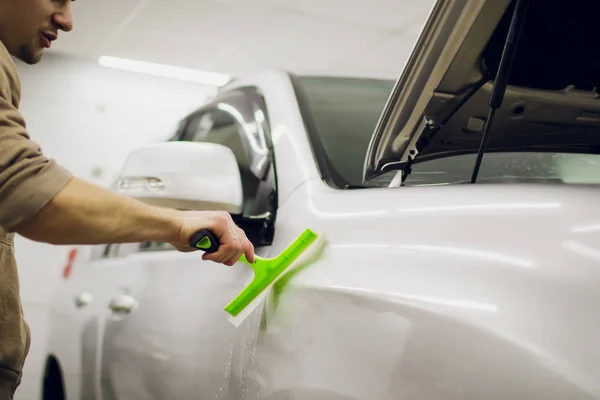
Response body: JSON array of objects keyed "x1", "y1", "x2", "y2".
[{"x1": 98, "y1": 55, "x2": 231, "y2": 86}]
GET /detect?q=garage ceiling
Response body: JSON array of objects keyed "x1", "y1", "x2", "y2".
[{"x1": 49, "y1": 0, "x2": 435, "y2": 80}]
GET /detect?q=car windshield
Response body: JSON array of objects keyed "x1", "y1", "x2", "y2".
[
  {"x1": 294, "y1": 75, "x2": 396, "y2": 188},
  {"x1": 295, "y1": 75, "x2": 600, "y2": 188}
]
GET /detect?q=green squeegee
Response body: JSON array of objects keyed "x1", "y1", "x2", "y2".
[{"x1": 189, "y1": 228, "x2": 322, "y2": 326}]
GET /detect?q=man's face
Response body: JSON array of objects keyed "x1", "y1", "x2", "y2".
[{"x1": 0, "y1": 0, "x2": 73, "y2": 64}]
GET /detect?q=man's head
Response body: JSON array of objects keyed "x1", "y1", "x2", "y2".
[{"x1": 0, "y1": 0, "x2": 74, "y2": 65}]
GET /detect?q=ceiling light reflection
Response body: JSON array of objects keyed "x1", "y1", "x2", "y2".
[
  {"x1": 216, "y1": 103, "x2": 267, "y2": 155},
  {"x1": 397, "y1": 202, "x2": 561, "y2": 214},
  {"x1": 571, "y1": 224, "x2": 600, "y2": 234},
  {"x1": 400, "y1": 244, "x2": 535, "y2": 268},
  {"x1": 326, "y1": 285, "x2": 497, "y2": 312},
  {"x1": 563, "y1": 240, "x2": 600, "y2": 261},
  {"x1": 331, "y1": 243, "x2": 534, "y2": 268}
]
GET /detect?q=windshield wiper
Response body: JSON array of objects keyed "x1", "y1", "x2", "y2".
[{"x1": 470, "y1": 0, "x2": 531, "y2": 183}]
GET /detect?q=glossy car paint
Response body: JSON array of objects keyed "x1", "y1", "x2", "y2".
[
  {"x1": 44, "y1": 68, "x2": 600, "y2": 400},
  {"x1": 241, "y1": 180, "x2": 600, "y2": 400}
]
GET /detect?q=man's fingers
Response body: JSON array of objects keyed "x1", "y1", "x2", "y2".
[
  {"x1": 244, "y1": 238, "x2": 255, "y2": 264},
  {"x1": 202, "y1": 250, "x2": 229, "y2": 264},
  {"x1": 201, "y1": 248, "x2": 246, "y2": 265},
  {"x1": 179, "y1": 210, "x2": 255, "y2": 266},
  {"x1": 231, "y1": 226, "x2": 254, "y2": 263},
  {"x1": 202, "y1": 242, "x2": 241, "y2": 265},
  {"x1": 223, "y1": 253, "x2": 240, "y2": 267}
]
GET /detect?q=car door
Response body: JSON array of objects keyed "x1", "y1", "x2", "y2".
[
  {"x1": 97, "y1": 86, "x2": 278, "y2": 400},
  {"x1": 48, "y1": 242, "x2": 131, "y2": 400},
  {"x1": 81, "y1": 243, "x2": 143, "y2": 400}
]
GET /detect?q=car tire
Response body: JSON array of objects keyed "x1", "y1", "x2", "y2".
[{"x1": 42, "y1": 356, "x2": 65, "y2": 400}]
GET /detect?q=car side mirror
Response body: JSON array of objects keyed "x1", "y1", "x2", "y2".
[{"x1": 116, "y1": 141, "x2": 243, "y2": 214}]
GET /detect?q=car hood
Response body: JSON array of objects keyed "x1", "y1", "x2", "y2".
[{"x1": 363, "y1": 0, "x2": 600, "y2": 182}]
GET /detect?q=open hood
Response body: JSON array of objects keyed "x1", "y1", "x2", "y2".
[{"x1": 363, "y1": 0, "x2": 600, "y2": 183}]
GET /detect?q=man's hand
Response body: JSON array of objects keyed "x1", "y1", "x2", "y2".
[{"x1": 170, "y1": 210, "x2": 255, "y2": 266}]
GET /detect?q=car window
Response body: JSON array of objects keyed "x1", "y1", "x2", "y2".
[
  {"x1": 182, "y1": 106, "x2": 261, "y2": 216},
  {"x1": 403, "y1": 152, "x2": 600, "y2": 186},
  {"x1": 89, "y1": 245, "x2": 106, "y2": 261},
  {"x1": 138, "y1": 242, "x2": 176, "y2": 253},
  {"x1": 89, "y1": 244, "x2": 119, "y2": 261},
  {"x1": 293, "y1": 75, "x2": 396, "y2": 188}
]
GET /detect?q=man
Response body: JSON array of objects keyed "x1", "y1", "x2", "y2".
[{"x1": 0, "y1": 0, "x2": 255, "y2": 397}]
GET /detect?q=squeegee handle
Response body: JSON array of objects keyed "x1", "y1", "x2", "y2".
[
  {"x1": 189, "y1": 229, "x2": 255, "y2": 267},
  {"x1": 189, "y1": 229, "x2": 220, "y2": 253}
]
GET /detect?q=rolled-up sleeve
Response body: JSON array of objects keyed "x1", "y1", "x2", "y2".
[{"x1": 0, "y1": 47, "x2": 72, "y2": 232}]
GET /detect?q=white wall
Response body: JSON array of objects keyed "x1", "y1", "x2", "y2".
[{"x1": 12, "y1": 53, "x2": 216, "y2": 399}]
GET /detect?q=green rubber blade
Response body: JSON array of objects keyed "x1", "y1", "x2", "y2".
[{"x1": 224, "y1": 228, "x2": 318, "y2": 317}]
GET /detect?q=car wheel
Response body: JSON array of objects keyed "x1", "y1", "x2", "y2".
[{"x1": 42, "y1": 356, "x2": 65, "y2": 400}]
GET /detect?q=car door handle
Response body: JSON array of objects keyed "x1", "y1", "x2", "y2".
[
  {"x1": 74, "y1": 292, "x2": 93, "y2": 308},
  {"x1": 108, "y1": 294, "x2": 138, "y2": 314}
]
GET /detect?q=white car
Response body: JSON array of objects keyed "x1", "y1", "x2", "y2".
[{"x1": 44, "y1": 0, "x2": 600, "y2": 399}]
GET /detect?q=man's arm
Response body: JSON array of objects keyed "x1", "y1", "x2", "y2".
[
  {"x1": 13, "y1": 177, "x2": 254, "y2": 266},
  {"x1": 14, "y1": 176, "x2": 181, "y2": 245}
]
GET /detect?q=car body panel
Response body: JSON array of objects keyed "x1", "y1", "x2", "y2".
[{"x1": 229, "y1": 179, "x2": 600, "y2": 400}]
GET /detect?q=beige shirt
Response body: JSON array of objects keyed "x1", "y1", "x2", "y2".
[{"x1": 0, "y1": 40, "x2": 72, "y2": 394}]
